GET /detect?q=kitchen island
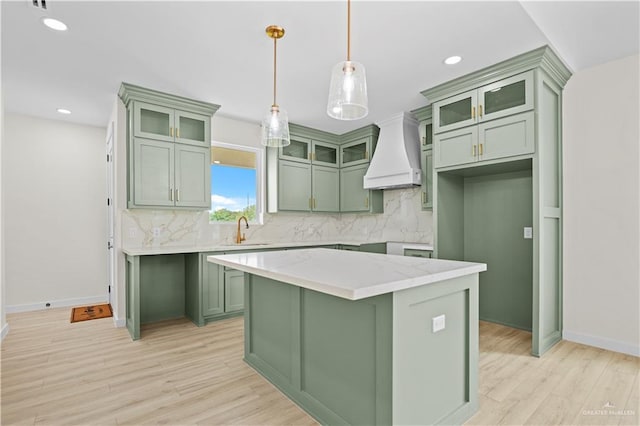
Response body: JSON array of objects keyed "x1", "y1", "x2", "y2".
[{"x1": 208, "y1": 248, "x2": 486, "y2": 425}]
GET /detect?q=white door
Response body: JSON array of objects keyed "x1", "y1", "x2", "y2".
[{"x1": 106, "y1": 122, "x2": 115, "y2": 306}]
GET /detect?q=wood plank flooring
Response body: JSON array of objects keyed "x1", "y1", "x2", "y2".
[{"x1": 1, "y1": 308, "x2": 638, "y2": 425}]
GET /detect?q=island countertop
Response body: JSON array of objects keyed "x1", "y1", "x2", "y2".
[{"x1": 207, "y1": 248, "x2": 486, "y2": 300}]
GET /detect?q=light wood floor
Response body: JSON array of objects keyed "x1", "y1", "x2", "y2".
[{"x1": 1, "y1": 309, "x2": 638, "y2": 425}]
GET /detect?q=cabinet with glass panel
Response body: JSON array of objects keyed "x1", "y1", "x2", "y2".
[
  {"x1": 433, "y1": 70, "x2": 533, "y2": 135},
  {"x1": 119, "y1": 83, "x2": 220, "y2": 209}
]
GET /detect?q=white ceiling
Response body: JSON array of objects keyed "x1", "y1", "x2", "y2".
[{"x1": 2, "y1": 1, "x2": 638, "y2": 134}]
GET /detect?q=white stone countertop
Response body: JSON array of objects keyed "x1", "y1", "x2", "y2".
[
  {"x1": 207, "y1": 248, "x2": 486, "y2": 300},
  {"x1": 121, "y1": 241, "x2": 383, "y2": 256}
]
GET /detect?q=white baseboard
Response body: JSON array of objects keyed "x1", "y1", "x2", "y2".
[
  {"x1": 6, "y1": 295, "x2": 109, "y2": 314},
  {"x1": 563, "y1": 330, "x2": 640, "y2": 357},
  {"x1": 112, "y1": 315, "x2": 126, "y2": 328},
  {"x1": 1, "y1": 323, "x2": 9, "y2": 341}
]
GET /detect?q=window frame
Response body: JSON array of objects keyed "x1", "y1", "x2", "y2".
[{"x1": 209, "y1": 140, "x2": 264, "y2": 225}]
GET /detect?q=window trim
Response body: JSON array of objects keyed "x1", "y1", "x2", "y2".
[{"x1": 209, "y1": 140, "x2": 264, "y2": 225}]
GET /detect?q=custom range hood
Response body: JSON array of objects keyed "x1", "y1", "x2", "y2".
[{"x1": 363, "y1": 112, "x2": 422, "y2": 189}]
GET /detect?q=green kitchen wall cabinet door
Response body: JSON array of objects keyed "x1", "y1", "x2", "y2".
[
  {"x1": 340, "y1": 137, "x2": 371, "y2": 167},
  {"x1": 434, "y1": 126, "x2": 478, "y2": 169},
  {"x1": 477, "y1": 111, "x2": 535, "y2": 163},
  {"x1": 311, "y1": 165, "x2": 339, "y2": 212},
  {"x1": 134, "y1": 102, "x2": 176, "y2": 142},
  {"x1": 175, "y1": 110, "x2": 210, "y2": 147},
  {"x1": 279, "y1": 137, "x2": 312, "y2": 164},
  {"x1": 278, "y1": 160, "x2": 312, "y2": 211},
  {"x1": 421, "y1": 147, "x2": 433, "y2": 210},
  {"x1": 132, "y1": 138, "x2": 175, "y2": 207},
  {"x1": 312, "y1": 140, "x2": 339, "y2": 168},
  {"x1": 174, "y1": 145, "x2": 211, "y2": 208},
  {"x1": 339, "y1": 164, "x2": 383, "y2": 214}
]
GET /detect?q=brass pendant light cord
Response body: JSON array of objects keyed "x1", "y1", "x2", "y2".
[
  {"x1": 273, "y1": 37, "x2": 277, "y2": 107},
  {"x1": 347, "y1": 0, "x2": 351, "y2": 61}
]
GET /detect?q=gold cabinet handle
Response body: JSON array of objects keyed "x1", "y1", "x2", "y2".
[
  {"x1": 170, "y1": 188, "x2": 174, "y2": 201},
  {"x1": 422, "y1": 136, "x2": 426, "y2": 146},
  {"x1": 479, "y1": 105, "x2": 483, "y2": 118},
  {"x1": 472, "y1": 145, "x2": 477, "y2": 157},
  {"x1": 176, "y1": 189, "x2": 180, "y2": 202},
  {"x1": 365, "y1": 150, "x2": 369, "y2": 160},
  {"x1": 176, "y1": 128, "x2": 180, "y2": 138},
  {"x1": 170, "y1": 127, "x2": 174, "y2": 137},
  {"x1": 365, "y1": 196, "x2": 369, "y2": 208},
  {"x1": 472, "y1": 106, "x2": 476, "y2": 119},
  {"x1": 309, "y1": 198, "x2": 312, "y2": 209},
  {"x1": 479, "y1": 143, "x2": 483, "y2": 156},
  {"x1": 313, "y1": 198, "x2": 317, "y2": 209}
]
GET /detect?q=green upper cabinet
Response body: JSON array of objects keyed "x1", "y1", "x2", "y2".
[
  {"x1": 132, "y1": 138, "x2": 175, "y2": 207},
  {"x1": 279, "y1": 137, "x2": 339, "y2": 168},
  {"x1": 134, "y1": 101, "x2": 211, "y2": 147},
  {"x1": 340, "y1": 164, "x2": 383, "y2": 213},
  {"x1": 412, "y1": 105, "x2": 434, "y2": 210},
  {"x1": 312, "y1": 165, "x2": 340, "y2": 212},
  {"x1": 119, "y1": 83, "x2": 219, "y2": 210},
  {"x1": 278, "y1": 160, "x2": 312, "y2": 211},
  {"x1": 433, "y1": 71, "x2": 534, "y2": 134},
  {"x1": 434, "y1": 111, "x2": 534, "y2": 168},
  {"x1": 340, "y1": 137, "x2": 370, "y2": 167},
  {"x1": 267, "y1": 123, "x2": 381, "y2": 214}
]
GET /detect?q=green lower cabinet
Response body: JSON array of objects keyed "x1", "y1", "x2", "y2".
[
  {"x1": 202, "y1": 259, "x2": 224, "y2": 316},
  {"x1": 223, "y1": 268, "x2": 245, "y2": 312},
  {"x1": 243, "y1": 272, "x2": 479, "y2": 425}
]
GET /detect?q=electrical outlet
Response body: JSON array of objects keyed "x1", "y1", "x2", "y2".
[
  {"x1": 432, "y1": 314, "x2": 446, "y2": 333},
  {"x1": 524, "y1": 227, "x2": 533, "y2": 239},
  {"x1": 152, "y1": 227, "x2": 161, "y2": 237}
]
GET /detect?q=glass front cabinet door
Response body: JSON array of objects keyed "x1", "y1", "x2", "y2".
[
  {"x1": 134, "y1": 102, "x2": 175, "y2": 142},
  {"x1": 175, "y1": 111, "x2": 210, "y2": 147},
  {"x1": 340, "y1": 137, "x2": 370, "y2": 167},
  {"x1": 279, "y1": 137, "x2": 311, "y2": 164},
  {"x1": 433, "y1": 70, "x2": 533, "y2": 134},
  {"x1": 312, "y1": 141, "x2": 339, "y2": 168}
]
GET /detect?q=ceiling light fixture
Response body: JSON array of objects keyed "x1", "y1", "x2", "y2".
[
  {"x1": 42, "y1": 17, "x2": 68, "y2": 31},
  {"x1": 444, "y1": 55, "x2": 462, "y2": 65},
  {"x1": 56, "y1": 108, "x2": 71, "y2": 114},
  {"x1": 261, "y1": 25, "x2": 290, "y2": 148},
  {"x1": 327, "y1": 0, "x2": 368, "y2": 120}
]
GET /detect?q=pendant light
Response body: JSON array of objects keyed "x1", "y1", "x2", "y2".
[
  {"x1": 327, "y1": 0, "x2": 368, "y2": 120},
  {"x1": 261, "y1": 25, "x2": 290, "y2": 148}
]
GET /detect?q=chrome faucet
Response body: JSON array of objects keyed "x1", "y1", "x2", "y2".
[{"x1": 236, "y1": 216, "x2": 249, "y2": 244}]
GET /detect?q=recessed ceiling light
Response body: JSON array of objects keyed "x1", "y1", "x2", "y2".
[
  {"x1": 444, "y1": 55, "x2": 462, "y2": 65},
  {"x1": 42, "y1": 18, "x2": 68, "y2": 31},
  {"x1": 57, "y1": 108, "x2": 71, "y2": 115}
]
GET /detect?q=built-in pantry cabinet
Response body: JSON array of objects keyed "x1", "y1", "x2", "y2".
[
  {"x1": 422, "y1": 46, "x2": 571, "y2": 356},
  {"x1": 412, "y1": 106, "x2": 434, "y2": 210},
  {"x1": 119, "y1": 83, "x2": 220, "y2": 210}
]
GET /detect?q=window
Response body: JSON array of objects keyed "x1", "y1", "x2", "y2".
[{"x1": 209, "y1": 143, "x2": 263, "y2": 224}]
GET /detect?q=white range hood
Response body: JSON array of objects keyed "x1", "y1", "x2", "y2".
[{"x1": 363, "y1": 112, "x2": 422, "y2": 190}]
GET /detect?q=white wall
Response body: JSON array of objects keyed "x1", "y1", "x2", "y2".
[
  {"x1": 563, "y1": 54, "x2": 640, "y2": 356},
  {"x1": 0, "y1": 0, "x2": 7, "y2": 338},
  {"x1": 4, "y1": 113, "x2": 108, "y2": 311}
]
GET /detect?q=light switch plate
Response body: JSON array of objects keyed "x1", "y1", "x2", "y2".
[
  {"x1": 152, "y1": 227, "x2": 161, "y2": 237},
  {"x1": 432, "y1": 314, "x2": 446, "y2": 333},
  {"x1": 524, "y1": 227, "x2": 533, "y2": 239}
]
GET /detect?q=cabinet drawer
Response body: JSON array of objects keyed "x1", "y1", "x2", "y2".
[{"x1": 404, "y1": 248, "x2": 433, "y2": 258}]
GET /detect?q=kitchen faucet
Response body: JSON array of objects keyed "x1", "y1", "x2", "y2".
[{"x1": 236, "y1": 216, "x2": 249, "y2": 244}]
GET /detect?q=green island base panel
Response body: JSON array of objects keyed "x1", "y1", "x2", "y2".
[{"x1": 243, "y1": 273, "x2": 479, "y2": 425}]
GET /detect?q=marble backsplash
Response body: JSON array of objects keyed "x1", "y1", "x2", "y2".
[{"x1": 121, "y1": 187, "x2": 432, "y2": 248}]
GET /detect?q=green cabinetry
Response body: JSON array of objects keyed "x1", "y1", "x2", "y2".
[
  {"x1": 268, "y1": 123, "x2": 382, "y2": 214},
  {"x1": 433, "y1": 70, "x2": 533, "y2": 134},
  {"x1": 413, "y1": 106, "x2": 434, "y2": 210},
  {"x1": 119, "y1": 83, "x2": 219, "y2": 210},
  {"x1": 423, "y1": 46, "x2": 571, "y2": 356}
]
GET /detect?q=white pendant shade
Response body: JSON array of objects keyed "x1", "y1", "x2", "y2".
[
  {"x1": 327, "y1": 60, "x2": 368, "y2": 120},
  {"x1": 261, "y1": 106, "x2": 290, "y2": 147}
]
